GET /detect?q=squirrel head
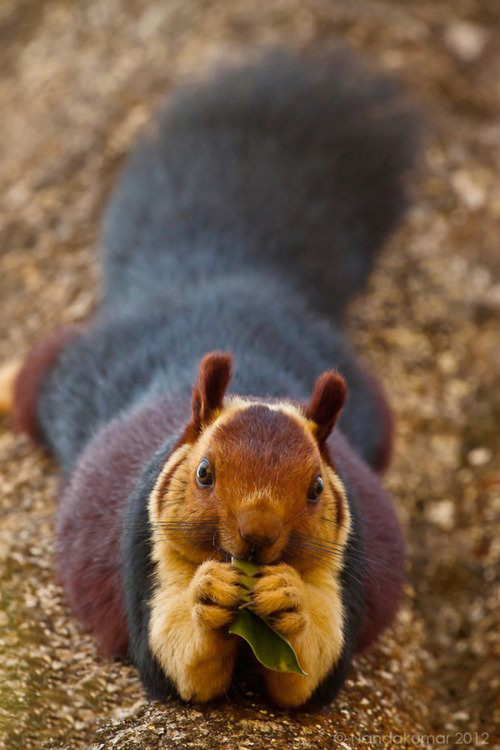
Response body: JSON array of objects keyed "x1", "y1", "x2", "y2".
[{"x1": 149, "y1": 352, "x2": 351, "y2": 572}]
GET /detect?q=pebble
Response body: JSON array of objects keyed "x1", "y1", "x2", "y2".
[{"x1": 444, "y1": 22, "x2": 488, "y2": 62}]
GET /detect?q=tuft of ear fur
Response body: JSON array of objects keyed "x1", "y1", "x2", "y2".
[
  {"x1": 191, "y1": 351, "x2": 233, "y2": 435},
  {"x1": 306, "y1": 371, "x2": 347, "y2": 447}
]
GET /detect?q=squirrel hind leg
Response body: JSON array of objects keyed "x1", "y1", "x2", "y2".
[
  {"x1": 9, "y1": 326, "x2": 79, "y2": 443},
  {"x1": 0, "y1": 359, "x2": 22, "y2": 414}
]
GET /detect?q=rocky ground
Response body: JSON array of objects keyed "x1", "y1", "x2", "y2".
[{"x1": 0, "y1": 1, "x2": 498, "y2": 748}]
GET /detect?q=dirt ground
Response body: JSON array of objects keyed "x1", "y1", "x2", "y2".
[{"x1": 0, "y1": 1, "x2": 498, "y2": 748}]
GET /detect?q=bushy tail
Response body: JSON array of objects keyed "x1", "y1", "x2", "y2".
[{"x1": 103, "y1": 46, "x2": 421, "y2": 317}]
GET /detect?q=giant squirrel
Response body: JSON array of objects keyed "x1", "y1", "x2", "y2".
[{"x1": 5, "y1": 46, "x2": 420, "y2": 708}]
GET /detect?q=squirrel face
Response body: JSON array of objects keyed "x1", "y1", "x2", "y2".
[{"x1": 149, "y1": 353, "x2": 351, "y2": 573}]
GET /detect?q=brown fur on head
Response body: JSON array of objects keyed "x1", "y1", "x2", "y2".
[{"x1": 149, "y1": 352, "x2": 351, "y2": 574}]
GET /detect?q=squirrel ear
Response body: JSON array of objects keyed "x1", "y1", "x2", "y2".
[
  {"x1": 191, "y1": 351, "x2": 233, "y2": 434},
  {"x1": 305, "y1": 371, "x2": 347, "y2": 447}
]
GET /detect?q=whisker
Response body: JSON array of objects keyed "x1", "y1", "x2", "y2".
[
  {"x1": 283, "y1": 503, "x2": 309, "y2": 528},
  {"x1": 285, "y1": 530, "x2": 408, "y2": 591},
  {"x1": 284, "y1": 545, "x2": 367, "y2": 588},
  {"x1": 290, "y1": 531, "x2": 403, "y2": 572}
]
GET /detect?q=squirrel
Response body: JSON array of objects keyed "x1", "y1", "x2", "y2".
[{"x1": 3, "y1": 46, "x2": 420, "y2": 709}]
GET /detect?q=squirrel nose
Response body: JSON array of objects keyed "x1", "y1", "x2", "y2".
[{"x1": 238, "y1": 509, "x2": 281, "y2": 549}]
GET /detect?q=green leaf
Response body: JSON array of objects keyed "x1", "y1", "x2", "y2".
[{"x1": 229, "y1": 558, "x2": 307, "y2": 676}]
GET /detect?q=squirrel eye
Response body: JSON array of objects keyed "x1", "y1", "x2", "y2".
[
  {"x1": 307, "y1": 475, "x2": 324, "y2": 503},
  {"x1": 196, "y1": 459, "x2": 214, "y2": 488}
]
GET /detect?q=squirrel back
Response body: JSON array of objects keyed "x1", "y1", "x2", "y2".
[{"x1": 29, "y1": 47, "x2": 418, "y2": 473}]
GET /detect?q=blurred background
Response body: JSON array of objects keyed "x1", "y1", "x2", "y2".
[{"x1": 0, "y1": 1, "x2": 498, "y2": 748}]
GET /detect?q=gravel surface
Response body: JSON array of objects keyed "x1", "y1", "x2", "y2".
[{"x1": 0, "y1": 1, "x2": 498, "y2": 748}]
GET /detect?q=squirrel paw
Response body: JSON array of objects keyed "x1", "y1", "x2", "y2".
[
  {"x1": 251, "y1": 564, "x2": 308, "y2": 636},
  {"x1": 191, "y1": 560, "x2": 245, "y2": 630}
]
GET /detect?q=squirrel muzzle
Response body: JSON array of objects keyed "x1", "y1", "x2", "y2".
[{"x1": 236, "y1": 506, "x2": 283, "y2": 560}]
